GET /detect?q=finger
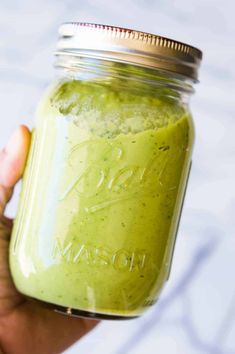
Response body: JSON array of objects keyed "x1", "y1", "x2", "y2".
[
  {"x1": 0, "y1": 126, "x2": 31, "y2": 214},
  {"x1": 0, "y1": 126, "x2": 31, "y2": 187}
]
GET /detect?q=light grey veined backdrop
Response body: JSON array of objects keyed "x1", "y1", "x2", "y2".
[{"x1": 1, "y1": 1, "x2": 235, "y2": 353}]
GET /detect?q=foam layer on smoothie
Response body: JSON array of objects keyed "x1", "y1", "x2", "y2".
[
  {"x1": 50, "y1": 80, "x2": 187, "y2": 137},
  {"x1": 10, "y1": 79, "x2": 192, "y2": 316}
]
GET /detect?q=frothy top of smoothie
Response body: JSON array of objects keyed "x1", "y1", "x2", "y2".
[{"x1": 49, "y1": 79, "x2": 188, "y2": 138}]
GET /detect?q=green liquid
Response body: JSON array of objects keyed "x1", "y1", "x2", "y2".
[{"x1": 10, "y1": 80, "x2": 193, "y2": 317}]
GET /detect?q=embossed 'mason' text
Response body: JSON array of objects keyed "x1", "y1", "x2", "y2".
[{"x1": 52, "y1": 238, "x2": 148, "y2": 272}]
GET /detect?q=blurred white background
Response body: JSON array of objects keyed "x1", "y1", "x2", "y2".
[{"x1": 1, "y1": 0, "x2": 235, "y2": 353}]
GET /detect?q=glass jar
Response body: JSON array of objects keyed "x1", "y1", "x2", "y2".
[{"x1": 10, "y1": 23, "x2": 202, "y2": 320}]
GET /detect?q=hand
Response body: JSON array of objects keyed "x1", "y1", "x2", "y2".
[{"x1": 0, "y1": 127, "x2": 98, "y2": 354}]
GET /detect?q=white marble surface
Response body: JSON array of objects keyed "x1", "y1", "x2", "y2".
[{"x1": 1, "y1": 0, "x2": 235, "y2": 353}]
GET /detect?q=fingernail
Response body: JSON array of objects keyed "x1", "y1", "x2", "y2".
[{"x1": 5, "y1": 129, "x2": 21, "y2": 157}]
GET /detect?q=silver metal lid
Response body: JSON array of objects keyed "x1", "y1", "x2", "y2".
[{"x1": 57, "y1": 22, "x2": 202, "y2": 81}]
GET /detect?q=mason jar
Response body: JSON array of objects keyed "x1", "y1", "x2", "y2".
[{"x1": 10, "y1": 23, "x2": 202, "y2": 320}]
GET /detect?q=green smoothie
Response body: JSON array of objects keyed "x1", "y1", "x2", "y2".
[{"x1": 10, "y1": 79, "x2": 193, "y2": 317}]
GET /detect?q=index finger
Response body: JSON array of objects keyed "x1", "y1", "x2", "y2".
[{"x1": 0, "y1": 126, "x2": 31, "y2": 214}]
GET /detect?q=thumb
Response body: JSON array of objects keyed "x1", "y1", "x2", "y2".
[{"x1": 0, "y1": 126, "x2": 31, "y2": 214}]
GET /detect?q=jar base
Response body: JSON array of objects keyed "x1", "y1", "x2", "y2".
[
  {"x1": 33, "y1": 297, "x2": 139, "y2": 321},
  {"x1": 54, "y1": 304, "x2": 139, "y2": 320}
]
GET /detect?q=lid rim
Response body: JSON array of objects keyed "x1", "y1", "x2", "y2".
[
  {"x1": 57, "y1": 22, "x2": 202, "y2": 80},
  {"x1": 55, "y1": 50, "x2": 199, "y2": 82}
]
